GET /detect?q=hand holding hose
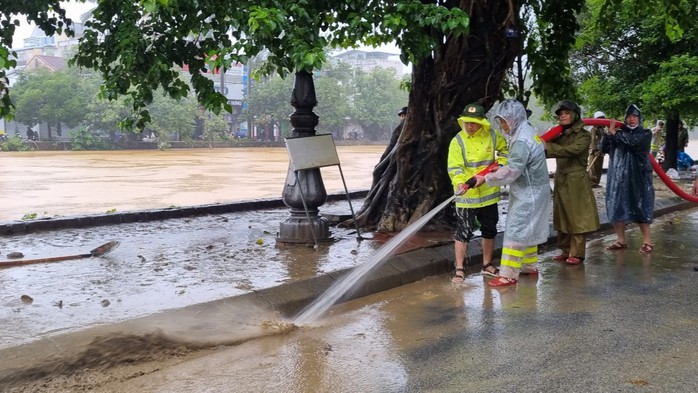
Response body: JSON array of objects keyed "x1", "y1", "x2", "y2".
[
  {"x1": 456, "y1": 177, "x2": 477, "y2": 195},
  {"x1": 608, "y1": 119, "x2": 618, "y2": 136},
  {"x1": 473, "y1": 175, "x2": 486, "y2": 187}
]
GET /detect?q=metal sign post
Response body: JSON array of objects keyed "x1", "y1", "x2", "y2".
[{"x1": 284, "y1": 134, "x2": 363, "y2": 246}]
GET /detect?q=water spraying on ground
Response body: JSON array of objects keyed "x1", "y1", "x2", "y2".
[{"x1": 293, "y1": 195, "x2": 456, "y2": 325}]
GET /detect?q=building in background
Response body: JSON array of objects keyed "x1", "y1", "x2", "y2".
[
  {"x1": 333, "y1": 50, "x2": 404, "y2": 77},
  {"x1": 5, "y1": 24, "x2": 250, "y2": 141}
]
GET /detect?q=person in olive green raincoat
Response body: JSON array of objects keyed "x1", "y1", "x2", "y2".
[{"x1": 544, "y1": 100, "x2": 600, "y2": 265}]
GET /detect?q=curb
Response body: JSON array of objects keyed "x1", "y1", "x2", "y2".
[{"x1": 0, "y1": 190, "x2": 369, "y2": 236}]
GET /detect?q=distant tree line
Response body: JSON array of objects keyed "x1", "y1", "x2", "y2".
[
  {"x1": 8, "y1": 56, "x2": 407, "y2": 149},
  {"x1": 243, "y1": 58, "x2": 409, "y2": 141}
]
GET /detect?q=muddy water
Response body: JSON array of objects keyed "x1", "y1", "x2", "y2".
[
  {"x1": 0, "y1": 146, "x2": 386, "y2": 221},
  {"x1": 3, "y1": 209, "x2": 698, "y2": 392}
]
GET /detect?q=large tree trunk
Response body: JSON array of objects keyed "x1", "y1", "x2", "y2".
[{"x1": 354, "y1": 1, "x2": 519, "y2": 232}]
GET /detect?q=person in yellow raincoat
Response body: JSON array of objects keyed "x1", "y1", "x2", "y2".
[{"x1": 447, "y1": 103, "x2": 508, "y2": 283}]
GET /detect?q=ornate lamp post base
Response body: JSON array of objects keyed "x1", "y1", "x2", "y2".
[
  {"x1": 276, "y1": 70, "x2": 334, "y2": 246},
  {"x1": 277, "y1": 215, "x2": 331, "y2": 244},
  {"x1": 277, "y1": 165, "x2": 331, "y2": 244}
]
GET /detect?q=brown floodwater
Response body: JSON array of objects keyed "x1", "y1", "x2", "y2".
[{"x1": 0, "y1": 146, "x2": 387, "y2": 221}]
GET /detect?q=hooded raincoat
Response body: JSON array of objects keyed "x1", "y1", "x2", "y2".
[
  {"x1": 545, "y1": 119, "x2": 600, "y2": 234},
  {"x1": 448, "y1": 115, "x2": 508, "y2": 208},
  {"x1": 601, "y1": 104, "x2": 654, "y2": 223},
  {"x1": 485, "y1": 100, "x2": 551, "y2": 247}
]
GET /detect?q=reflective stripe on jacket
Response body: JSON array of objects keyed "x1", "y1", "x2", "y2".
[{"x1": 448, "y1": 117, "x2": 508, "y2": 208}]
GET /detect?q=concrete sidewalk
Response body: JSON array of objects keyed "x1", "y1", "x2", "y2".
[{"x1": 0, "y1": 176, "x2": 695, "y2": 367}]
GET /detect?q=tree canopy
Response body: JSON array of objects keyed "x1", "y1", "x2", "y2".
[
  {"x1": 573, "y1": 0, "x2": 698, "y2": 169},
  {"x1": 244, "y1": 59, "x2": 407, "y2": 140},
  {"x1": 2, "y1": 0, "x2": 694, "y2": 230}
]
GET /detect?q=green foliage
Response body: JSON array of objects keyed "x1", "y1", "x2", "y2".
[
  {"x1": 144, "y1": 90, "x2": 198, "y2": 144},
  {"x1": 21, "y1": 212, "x2": 38, "y2": 221},
  {"x1": 575, "y1": 0, "x2": 698, "y2": 121},
  {"x1": 200, "y1": 112, "x2": 230, "y2": 142},
  {"x1": 641, "y1": 55, "x2": 698, "y2": 118},
  {"x1": 243, "y1": 59, "x2": 406, "y2": 139},
  {"x1": 10, "y1": 68, "x2": 88, "y2": 139},
  {"x1": 69, "y1": 126, "x2": 113, "y2": 150},
  {"x1": 1, "y1": 0, "x2": 473, "y2": 129},
  {"x1": 0, "y1": 0, "x2": 76, "y2": 120},
  {"x1": 352, "y1": 67, "x2": 408, "y2": 140},
  {"x1": 524, "y1": 0, "x2": 585, "y2": 109},
  {"x1": 0, "y1": 134, "x2": 31, "y2": 151},
  {"x1": 598, "y1": 0, "x2": 694, "y2": 42}
]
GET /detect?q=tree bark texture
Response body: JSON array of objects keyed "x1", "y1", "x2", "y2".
[{"x1": 354, "y1": 0, "x2": 520, "y2": 232}]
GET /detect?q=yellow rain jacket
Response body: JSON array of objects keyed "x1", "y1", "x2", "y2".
[{"x1": 448, "y1": 115, "x2": 508, "y2": 208}]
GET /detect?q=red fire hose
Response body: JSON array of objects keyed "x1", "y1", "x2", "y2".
[
  {"x1": 463, "y1": 162, "x2": 501, "y2": 191},
  {"x1": 542, "y1": 118, "x2": 698, "y2": 203}
]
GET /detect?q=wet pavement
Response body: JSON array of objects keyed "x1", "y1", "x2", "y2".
[
  {"x1": 2, "y1": 207, "x2": 697, "y2": 392},
  {"x1": 90, "y1": 223, "x2": 698, "y2": 393}
]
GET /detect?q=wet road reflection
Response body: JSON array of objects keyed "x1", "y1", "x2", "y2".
[{"x1": 89, "y1": 209, "x2": 698, "y2": 392}]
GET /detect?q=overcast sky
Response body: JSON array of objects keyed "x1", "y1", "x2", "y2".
[{"x1": 12, "y1": 1, "x2": 95, "y2": 48}]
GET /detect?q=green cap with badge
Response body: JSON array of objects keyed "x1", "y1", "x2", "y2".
[{"x1": 463, "y1": 103, "x2": 486, "y2": 119}]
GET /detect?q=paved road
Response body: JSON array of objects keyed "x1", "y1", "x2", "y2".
[{"x1": 44, "y1": 209, "x2": 698, "y2": 393}]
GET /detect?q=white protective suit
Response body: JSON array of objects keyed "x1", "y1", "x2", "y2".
[{"x1": 485, "y1": 100, "x2": 551, "y2": 248}]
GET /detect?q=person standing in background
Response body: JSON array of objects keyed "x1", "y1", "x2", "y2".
[
  {"x1": 602, "y1": 104, "x2": 654, "y2": 254},
  {"x1": 544, "y1": 100, "x2": 600, "y2": 265},
  {"x1": 678, "y1": 119, "x2": 689, "y2": 152},
  {"x1": 588, "y1": 111, "x2": 607, "y2": 188},
  {"x1": 650, "y1": 120, "x2": 665, "y2": 158}
]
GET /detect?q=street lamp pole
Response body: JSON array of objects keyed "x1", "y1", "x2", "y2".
[{"x1": 277, "y1": 70, "x2": 330, "y2": 244}]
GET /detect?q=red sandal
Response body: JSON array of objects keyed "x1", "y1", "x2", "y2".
[
  {"x1": 639, "y1": 243, "x2": 654, "y2": 254},
  {"x1": 606, "y1": 242, "x2": 627, "y2": 251},
  {"x1": 552, "y1": 253, "x2": 569, "y2": 262},
  {"x1": 488, "y1": 277, "x2": 517, "y2": 287}
]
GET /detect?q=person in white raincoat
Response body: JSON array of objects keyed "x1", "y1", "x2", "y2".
[{"x1": 473, "y1": 99, "x2": 551, "y2": 286}]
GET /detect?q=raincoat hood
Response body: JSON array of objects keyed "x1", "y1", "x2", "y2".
[
  {"x1": 624, "y1": 104, "x2": 644, "y2": 129},
  {"x1": 494, "y1": 99, "x2": 528, "y2": 141},
  {"x1": 457, "y1": 115, "x2": 491, "y2": 134}
]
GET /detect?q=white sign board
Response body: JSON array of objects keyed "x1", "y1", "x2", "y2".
[{"x1": 284, "y1": 134, "x2": 341, "y2": 170}]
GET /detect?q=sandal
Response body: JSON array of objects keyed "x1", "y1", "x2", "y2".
[
  {"x1": 488, "y1": 277, "x2": 517, "y2": 287},
  {"x1": 552, "y1": 253, "x2": 569, "y2": 262},
  {"x1": 639, "y1": 243, "x2": 654, "y2": 254},
  {"x1": 606, "y1": 242, "x2": 627, "y2": 251},
  {"x1": 451, "y1": 268, "x2": 466, "y2": 284},
  {"x1": 481, "y1": 263, "x2": 500, "y2": 278},
  {"x1": 565, "y1": 256, "x2": 584, "y2": 265}
]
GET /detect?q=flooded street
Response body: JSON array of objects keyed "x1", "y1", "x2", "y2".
[
  {"x1": 2, "y1": 209, "x2": 696, "y2": 392},
  {"x1": 0, "y1": 146, "x2": 386, "y2": 221},
  {"x1": 2, "y1": 141, "x2": 698, "y2": 392}
]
